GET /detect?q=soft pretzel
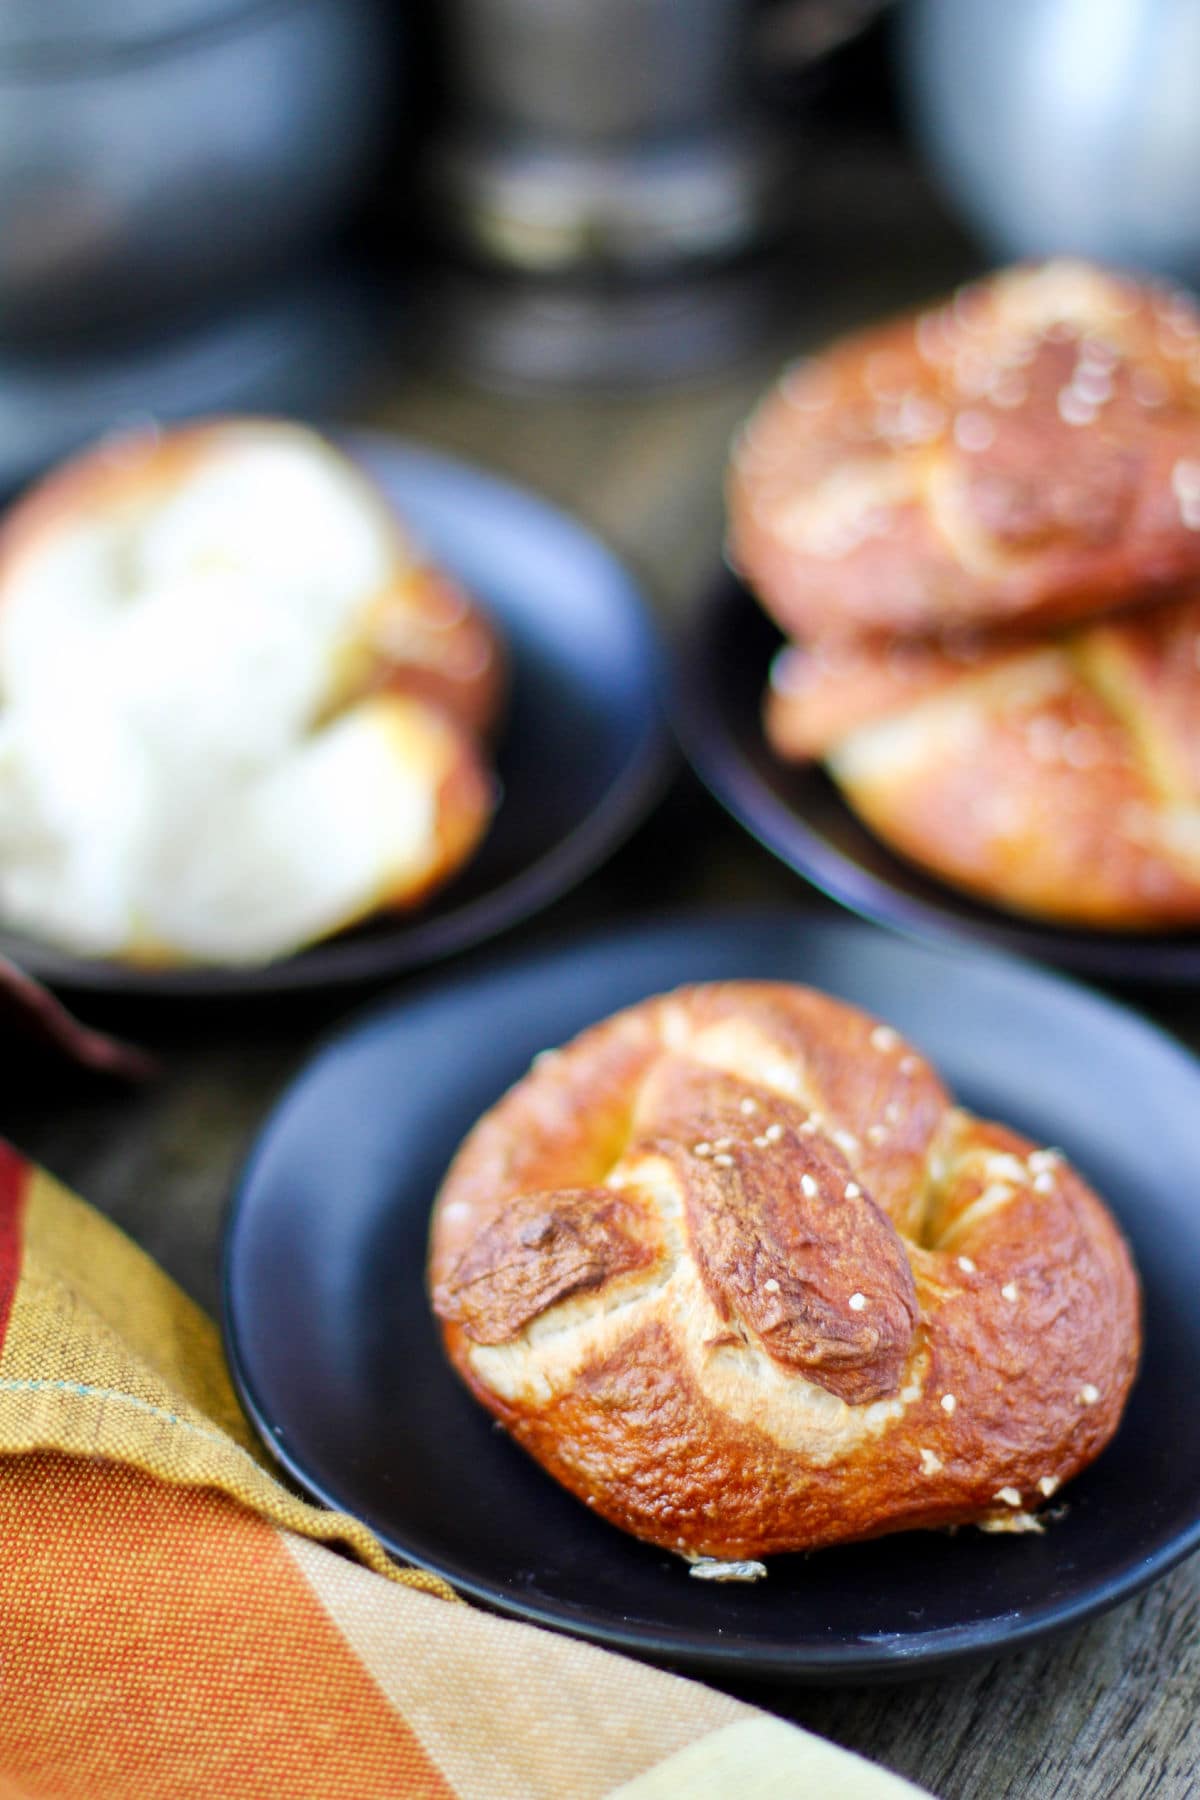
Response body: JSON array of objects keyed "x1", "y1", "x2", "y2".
[
  {"x1": 729, "y1": 259, "x2": 1200, "y2": 640},
  {"x1": 765, "y1": 595, "x2": 1200, "y2": 929},
  {"x1": 0, "y1": 419, "x2": 503, "y2": 964},
  {"x1": 0, "y1": 418, "x2": 505, "y2": 740},
  {"x1": 429, "y1": 983, "x2": 1140, "y2": 1561}
]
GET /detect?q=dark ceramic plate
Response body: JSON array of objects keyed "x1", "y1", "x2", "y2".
[
  {"x1": 0, "y1": 436, "x2": 669, "y2": 996},
  {"x1": 222, "y1": 911, "x2": 1200, "y2": 1681},
  {"x1": 674, "y1": 573, "x2": 1200, "y2": 985}
]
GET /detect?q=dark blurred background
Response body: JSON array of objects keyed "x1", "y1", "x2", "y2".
[
  {"x1": 0, "y1": 0, "x2": 922, "y2": 483},
  {"x1": 2, "y1": 0, "x2": 1195, "y2": 487}
]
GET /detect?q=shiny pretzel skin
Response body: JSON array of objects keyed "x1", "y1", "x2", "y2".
[
  {"x1": 729, "y1": 259, "x2": 1200, "y2": 641},
  {"x1": 429, "y1": 983, "x2": 1140, "y2": 1560},
  {"x1": 764, "y1": 594, "x2": 1200, "y2": 929}
]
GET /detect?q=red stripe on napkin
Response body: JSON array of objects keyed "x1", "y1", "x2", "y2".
[{"x1": 0, "y1": 1141, "x2": 29, "y2": 1357}]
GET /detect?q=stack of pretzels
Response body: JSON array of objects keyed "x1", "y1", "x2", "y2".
[
  {"x1": 728, "y1": 260, "x2": 1200, "y2": 928},
  {"x1": 429, "y1": 982, "x2": 1140, "y2": 1560}
]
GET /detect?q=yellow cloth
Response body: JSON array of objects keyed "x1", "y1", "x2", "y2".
[{"x1": 0, "y1": 1139, "x2": 931, "y2": 1799}]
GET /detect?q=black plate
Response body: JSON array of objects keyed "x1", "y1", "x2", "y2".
[
  {"x1": 0, "y1": 436, "x2": 669, "y2": 996},
  {"x1": 674, "y1": 573, "x2": 1200, "y2": 985},
  {"x1": 223, "y1": 910, "x2": 1200, "y2": 1680}
]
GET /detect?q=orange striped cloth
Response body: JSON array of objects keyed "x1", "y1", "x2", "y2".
[{"x1": 0, "y1": 1139, "x2": 932, "y2": 1800}]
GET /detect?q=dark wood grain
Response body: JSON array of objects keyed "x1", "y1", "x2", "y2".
[{"x1": 6, "y1": 140, "x2": 1200, "y2": 1800}]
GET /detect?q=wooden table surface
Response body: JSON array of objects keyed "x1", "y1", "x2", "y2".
[{"x1": 5, "y1": 144, "x2": 1199, "y2": 1800}]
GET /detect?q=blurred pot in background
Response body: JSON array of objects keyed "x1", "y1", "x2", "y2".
[
  {"x1": 422, "y1": 0, "x2": 897, "y2": 386},
  {"x1": 428, "y1": 0, "x2": 785, "y2": 277},
  {"x1": 0, "y1": 0, "x2": 393, "y2": 345},
  {"x1": 902, "y1": 0, "x2": 1200, "y2": 282}
]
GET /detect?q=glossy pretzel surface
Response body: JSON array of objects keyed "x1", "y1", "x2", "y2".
[
  {"x1": 430, "y1": 983, "x2": 1140, "y2": 1558},
  {"x1": 765, "y1": 596, "x2": 1200, "y2": 927},
  {"x1": 729, "y1": 260, "x2": 1200, "y2": 639}
]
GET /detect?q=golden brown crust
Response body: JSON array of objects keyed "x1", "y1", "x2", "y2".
[
  {"x1": 0, "y1": 419, "x2": 234, "y2": 571},
  {"x1": 671, "y1": 1072, "x2": 918, "y2": 1405},
  {"x1": 764, "y1": 633, "x2": 1006, "y2": 760},
  {"x1": 351, "y1": 565, "x2": 505, "y2": 740},
  {"x1": 428, "y1": 982, "x2": 1141, "y2": 1558},
  {"x1": 435, "y1": 1189, "x2": 663, "y2": 1346},
  {"x1": 367, "y1": 694, "x2": 495, "y2": 918},
  {"x1": 729, "y1": 260, "x2": 1200, "y2": 639},
  {"x1": 765, "y1": 596, "x2": 1200, "y2": 929}
]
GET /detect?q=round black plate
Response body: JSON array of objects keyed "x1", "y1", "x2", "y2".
[
  {"x1": 0, "y1": 436, "x2": 669, "y2": 996},
  {"x1": 674, "y1": 573, "x2": 1200, "y2": 985},
  {"x1": 223, "y1": 910, "x2": 1200, "y2": 1680}
]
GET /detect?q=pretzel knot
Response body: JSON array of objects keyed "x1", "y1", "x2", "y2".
[
  {"x1": 728, "y1": 259, "x2": 1200, "y2": 641},
  {"x1": 429, "y1": 983, "x2": 1140, "y2": 1560},
  {"x1": 764, "y1": 595, "x2": 1200, "y2": 931}
]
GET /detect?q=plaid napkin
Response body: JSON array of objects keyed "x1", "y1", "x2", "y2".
[{"x1": 0, "y1": 1138, "x2": 931, "y2": 1799}]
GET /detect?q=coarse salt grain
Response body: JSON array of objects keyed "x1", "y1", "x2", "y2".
[
  {"x1": 713, "y1": 1153, "x2": 735, "y2": 1169},
  {"x1": 871, "y1": 1025, "x2": 899, "y2": 1052},
  {"x1": 1058, "y1": 388, "x2": 1096, "y2": 426},
  {"x1": 1174, "y1": 459, "x2": 1200, "y2": 529},
  {"x1": 1001, "y1": 1282, "x2": 1019, "y2": 1302},
  {"x1": 954, "y1": 409, "x2": 996, "y2": 453},
  {"x1": 763, "y1": 1278, "x2": 780, "y2": 1295},
  {"x1": 801, "y1": 1174, "x2": 819, "y2": 1198},
  {"x1": 990, "y1": 372, "x2": 1027, "y2": 409},
  {"x1": 740, "y1": 1097, "x2": 758, "y2": 1116},
  {"x1": 845, "y1": 1182, "x2": 861, "y2": 1200},
  {"x1": 919, "y1": 1448, "x2": 942, "y2": 1475},
  {"x1": 958, "y1": 1256, "x2": 977, "y2": 1274},
  {"x1": 941, "y1": 1393, "x2": 957, "y2": 1414},
  {"x1": 1038, "y1": 1476, "x2": 1060, "y2": 1497},
  {"x1": 1079, "y1": 1384, "x2": 1100, "y2": 1405},
  {"x1": 849, "y1": 1292, "x2": 867, "y2": 1311},
  {"x1": 1072, "y1": 366, "x2": 1113, "y2": 405},
  {"x1": 765, "y1": 1123, "x2": 784, "y2": 1143},
  {"x1": 995, "y1": 1487, "x2": 1022, "y2": 1507}
]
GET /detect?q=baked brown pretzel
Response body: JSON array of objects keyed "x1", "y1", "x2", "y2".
[
  {"x1": 728, "y1": 260, "x2": 1200, "y2": 640},
  {"x1": 429, "y1": 983, "x2": 1140, "y2": 1561},
  {"x1": 765, "y1": 594, "x2": 1200, "y2": 928}
]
